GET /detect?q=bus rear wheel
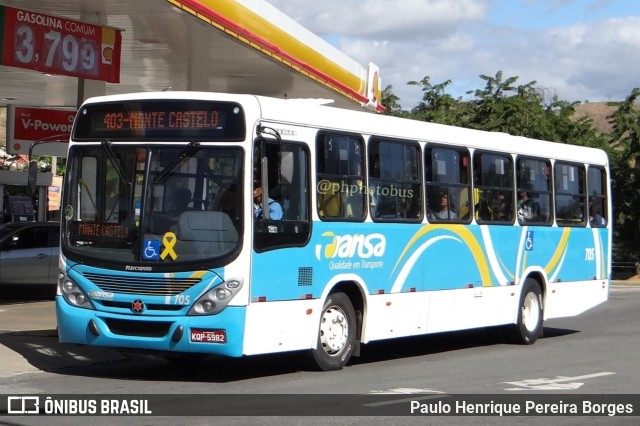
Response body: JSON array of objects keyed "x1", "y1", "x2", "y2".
[
  {"x1": 309, "y1": 292, "x2": 356, "y2": 371},
  {"x1": 510, "y1": 279, "x2": 543, "y2": 344}
]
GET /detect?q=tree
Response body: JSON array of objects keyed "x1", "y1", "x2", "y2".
[
  {"x1": 379, "y1": 72, "x2": 638, "y2": 260},
  {"x1": 607, "y1": 88, "x2": 640, "y2": 254},
  {"x1": 381, "y1": 85, "x2": 403, "y2": 115},
  {"x1": 465, "y1": 71, "x2": 557, "y2": 138},
  {"x1": 406, "y1": 76, "x2": 467, "y2": 125}
]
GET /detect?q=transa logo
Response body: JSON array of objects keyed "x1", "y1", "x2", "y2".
[{"x1": 315, "y1": 231, "x2": 386, "y2": 261}]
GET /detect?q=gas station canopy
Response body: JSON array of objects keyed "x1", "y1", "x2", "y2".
[
  {"x1": 0, "y1": 0, "x2": 384, "y2": 113},
  {"x1": 0, "y1": 0, "x2": 383, "y2": 221}
]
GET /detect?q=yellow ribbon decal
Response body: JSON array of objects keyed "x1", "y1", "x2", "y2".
[{"x1": 160, "y1": 232, "x2": 178, "y2": 260}]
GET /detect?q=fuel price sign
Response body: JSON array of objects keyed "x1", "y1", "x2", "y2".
[{"x1": 0, "y1": 5, "x2": 122, "y2": 82}]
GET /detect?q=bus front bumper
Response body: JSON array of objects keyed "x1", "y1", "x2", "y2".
[{"x1": 55, "y1": 296, "x2": 246, "y2": 357}]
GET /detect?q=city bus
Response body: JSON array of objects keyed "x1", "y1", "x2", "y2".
[{"x1": 56, "y1": 91, "x2": 611, "y2": 370}]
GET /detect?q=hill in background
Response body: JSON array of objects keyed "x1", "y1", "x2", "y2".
[{"x1": 572, "y1": 102, "x2": 617, "y2": 134}]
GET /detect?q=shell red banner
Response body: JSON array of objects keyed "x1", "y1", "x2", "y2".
[
  {"x1": 0, "y1": 5, "x2": 121, "y2": 82},
  {"x1": 7, "y1": 105, "x2": 74, "y2": 155}
]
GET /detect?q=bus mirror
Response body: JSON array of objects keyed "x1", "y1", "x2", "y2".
[
  {"x1": 27, "y1": 161, "x2": 38, "y2": 195},
  {"x1": 256, "y1": 125, "x2": 282, "y2": 145}
]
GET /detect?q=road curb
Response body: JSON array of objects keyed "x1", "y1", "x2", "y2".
[
  {"x1": 611, "y1": 280, "x2": 640, "y2": 287},
  {"x1": 0, "y1": 337, "x2": 40, "y2": 377}
]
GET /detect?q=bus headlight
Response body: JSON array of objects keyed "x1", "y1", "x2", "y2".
[
  {"x1": 188, "y1": 278, "x2": 243, "y2": 316},
  {"x1": 58, "y1": 273, "x2": 95, "y2": 310},
  {"x1": 216, "y1": 288, "x2": 229, "y2": 301},
  {"x1": 201, "y1": 299, "x2": 215, "y2": 313}
]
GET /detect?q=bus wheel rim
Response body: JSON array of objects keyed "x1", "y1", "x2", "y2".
[
  {"x1": 320, "y1": 305, "x2": 349, "y2": 355},
  {"x1": 522, "y1": 292, "x2": 540, "y2": 332}
]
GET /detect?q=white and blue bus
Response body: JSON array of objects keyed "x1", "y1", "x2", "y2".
[{"x1": 56, "y1": 91, "x2": 611, "y2": 370}]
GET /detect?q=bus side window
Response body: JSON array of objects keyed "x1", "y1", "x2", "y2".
[
  {"x1": 425, "y1": 145, "x2": 470, "y2": 223},
  {"x1": 517, "y1": 157, "x2": 552, "y2": 225},
  {"x1": 254, "y1": 140, "x2": 311, "y2": 252},
  {"x1": 316, "y1": 133, "x2": 365, "y2": 221},
  {"x1": 473, "y1": 151, "x2": 513, "y2": 225},
  {"x1": 368, "y1": 138, "x2": 422, "y2": 221},
  {"x1": 555, "y1": 162, "x2": 586, "y2": 226},
  {"x1": 587, "y1": 166, "x2": 607, "y2": 227}
]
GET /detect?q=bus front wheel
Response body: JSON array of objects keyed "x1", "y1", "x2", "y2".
[
  {"x1": 510, "y1": 279, "x2": 543, "y2": 345},
  {"x1": 309, "y1": 292, "x2": 356, "y2": 371}
]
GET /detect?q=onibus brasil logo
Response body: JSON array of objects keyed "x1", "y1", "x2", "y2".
[{"x1": 315, "y1": 231, "x2": 386, "y2": 270}]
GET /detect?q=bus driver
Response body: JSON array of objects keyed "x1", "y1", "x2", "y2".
[{"x1": 253, "y1": 181, "x2": 283, "y2": 220}]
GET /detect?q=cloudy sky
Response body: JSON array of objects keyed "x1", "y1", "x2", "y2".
[{"x1": 268, "y1": 0, "x2": 640, "y2": 109}]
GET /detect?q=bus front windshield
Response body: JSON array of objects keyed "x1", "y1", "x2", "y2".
[{"x1": 62, "y1": 143, "x2": 243, "y2": 269}]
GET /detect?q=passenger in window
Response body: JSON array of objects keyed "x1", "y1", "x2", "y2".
[
  {"x1": 430, "y1": 192, "x2": 457, "y2": 220},
  {"x1": 476, "y1": 195, "x2": 492, "y2": 221},
  {"x1": 497, "y1": 192, "x2": 509, "y2": 221},
  {"x1": 517, "y1": 191, "x2": 534, "y2": 221},
  {"x1": 589, "y1": 199, "x2": 606, "y2": 226},
  {"x1": 253, "y1": 181, "x2": 283, "y2": 220}
]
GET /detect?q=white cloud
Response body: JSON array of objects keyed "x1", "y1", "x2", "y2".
[
  {"x1": 488, "y1": 17, "x2": 640, "y2": 103},
  {"x1": 268, "y1": 0, "x2": 640, "y2": 108}
]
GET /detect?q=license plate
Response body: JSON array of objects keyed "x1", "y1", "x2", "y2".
[{"x1": 190, "y1": 329, "x2": 227, "y2": 343}]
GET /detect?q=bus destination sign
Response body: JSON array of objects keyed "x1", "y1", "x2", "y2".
[
  {"x1": 74, "y1": 100, "x2": 246, "y2": 141},
  {"x1": 101, "y1": 110, "x2": 222, "y2": 131},
  {"x1": 69, "y1": 221, "x2": 131, "y2": 243}
]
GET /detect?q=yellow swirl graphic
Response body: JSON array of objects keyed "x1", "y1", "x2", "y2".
[
  {"x1": 544, "y1": 227, "x2": 571, "y2": 275},
  {"x1": 393, "y1": 225, "x2": 493, "y2": 287}
]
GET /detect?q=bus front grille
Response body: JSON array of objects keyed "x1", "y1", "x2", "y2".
[
  {"x1": 82, "y1": 273, "x2": 202, "y2": 296},
  {"x1": 104, "y1": 318, "x2": 171, "y2": 337}
]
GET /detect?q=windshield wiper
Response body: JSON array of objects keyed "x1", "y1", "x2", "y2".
[
  {"x1": 101, "y1": 140, "x2": 132, "y2": 187},
  {"x1": 153, "y1": 141, "x2": 201, "y2": 184}
]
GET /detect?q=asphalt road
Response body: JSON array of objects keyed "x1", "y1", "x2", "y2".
[{"x1": 1, "y1": 283, "x2": 639, "y2": 425}]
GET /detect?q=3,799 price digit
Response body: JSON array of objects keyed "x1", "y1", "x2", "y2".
[{"x1": 15, "y1": 25, "x2": 98, "y2": 76}]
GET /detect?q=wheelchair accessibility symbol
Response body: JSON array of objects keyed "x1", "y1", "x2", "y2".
[
  {"x1": 143, "y1": 240, "x2": 160, "y2": 260},
  {"x1": 525, "y1": 231, "x2": 534, "y2": 251}
]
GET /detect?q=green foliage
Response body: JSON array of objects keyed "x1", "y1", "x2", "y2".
[
  {"x1": 606, "y1": 89, "x2": 640, "y2": 253},
  {"x1": 21, "y1": 156, "x2": 66, "y2": 176},
  {"x1": 407, "y1": 77, "x2": 465, "y2": 125},
  {"x1": 381, "y1": 85, "x2": 402, "y2": 114},
  {"x1": 382, "y1": 72, "x2": 640, "y2": 258}
]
